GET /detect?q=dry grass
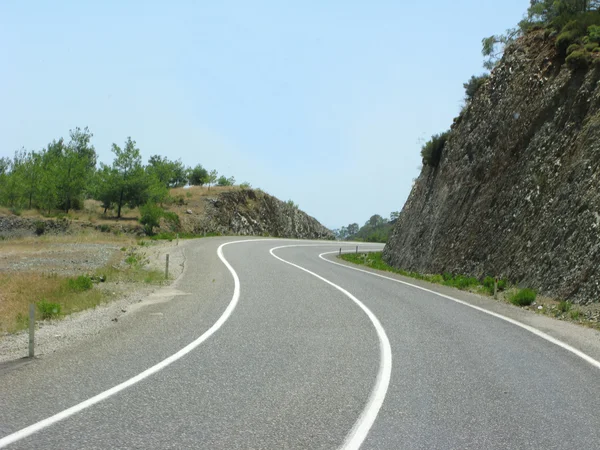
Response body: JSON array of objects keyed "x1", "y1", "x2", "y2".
[
  {"x1": 0, "y1": 272, "x2": 103, "y2": 333},
  {"x1": 0, "y1": 249, "x2": 166, "y2": 333}
]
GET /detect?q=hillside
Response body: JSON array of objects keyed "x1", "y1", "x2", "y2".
[
  {"x1": 384, "y1": 30, "x2": 600, "y2": 304},
  {"x1": 0, "y1": 186, "x2": 334, "y2": 241}
]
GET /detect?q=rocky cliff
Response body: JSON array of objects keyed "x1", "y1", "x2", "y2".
[
  {"x1": 180, "y1": 189, "x2": 334, "y2": 240},
  {"x1": 384, "y1": 30, "x2": 600, "y2": 304}
]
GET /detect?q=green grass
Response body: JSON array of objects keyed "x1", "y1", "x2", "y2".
[
  {"x1": 558, "y1": 300, "x2": 572, "y2": 313},
  {"x1": 67, "y1": 275, "x2": 93, "y2": 292},
  {"x1": 509, "y1": 288, "x2": 537, "y2": 306},
  {"x1": 340, "y1": 252, "x2": 493, "y2": 293},
  {"x1": 37, "y1": 300, "x2": 61, "y2": 319}
]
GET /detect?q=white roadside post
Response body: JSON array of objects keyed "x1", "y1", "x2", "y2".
[
  {"x1": 28, "y1": 303, "x2": 35, "y2": 358},
  {"x1": 165, "y1": 254, "x2": 169, "y2": 280}
]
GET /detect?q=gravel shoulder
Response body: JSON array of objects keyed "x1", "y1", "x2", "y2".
[{"x1": 0, "y1": 240, "x2": 186, "y2": 363}]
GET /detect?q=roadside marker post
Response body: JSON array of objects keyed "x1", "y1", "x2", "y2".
[
  {"x1": 28, "y1": 303, "x2": 34, "y2": 358},
  {"x1": 165, "y1": 254, "x2": 169, "y2": 280},
  {"x1": 339, "y1": 248, "x2": 342, "y2": 256},
  {"x1": 494, "y1": 278, "x2": 498, "y2": 299},
  {"x1": 356, "y1": 245, "x2": 358, "y2": 254},
  {"x1": 176, "y1": 233, "x2": 179, "y2": 246}
]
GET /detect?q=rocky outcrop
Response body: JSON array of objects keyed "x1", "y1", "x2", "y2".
[
  {"x1": 384, "y1": 31, "x2": 600, "y2": 304},
  {"x1": 0, "y1": 216, "x2": 71, "y2": 238},
  {"x1": 180, "y1": 189, "x2": 334, "y2": 240}
]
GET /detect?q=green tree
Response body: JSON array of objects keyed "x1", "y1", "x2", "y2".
[
  {"x1": 188, "y1": 164, "x2": 209, "y2": 186},
  {"x1": 390, "y1": 211, "x2": 400, "y2": 222},
  {"x1": 93, "y1": 164, "x2": 119, "y2": 214},
  {"x1": 147, "y1": 155, "x2": 188, "y2": 188},
  {"x1": 12, "y1": 149, "x2": 43, "y2": 209},
  {"x1": 110, "y1": 137, "x2": 147, "y2": 218},
  {"x1": 347, "y1": 223, "x2": 359, "y2": 236},
  {"x1": 47, "y1": 128, "x2": 97, "y2": 212},
  {"x1": 207, "y1": 169, "x2": 218, "y2": 190}
]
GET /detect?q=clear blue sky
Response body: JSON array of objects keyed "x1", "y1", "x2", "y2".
[{"x1": 0, "y1": 0, "x2": 528, "y2": 229}]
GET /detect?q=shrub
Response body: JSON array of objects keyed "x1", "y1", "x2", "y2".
[
  {"x1": 162, "y1": 211, "x2": 180, "y2": 231},
  {"x1": 34, "y1": 221, "x2": 46, "y2": 236},
  {"x1": 421, "y1": 131, "x2": 450, "y2": 167},
  {"x1": 68, "y1": 275, "x2": 93, "y2": 292},
  {"x1": 175, "y1": 195, "x2": 185, "y2": 206},
  {"x1": 556, "y1": 30, "x2": 579, "y2": 53},
  {"x1": 585, "y1": 42, "x2": 599, "y2": 51},
  {"x1": 558, "y1": 300, "x2": 571, "y2": 313},
  {"x1": 510, "y1": 288, "x2": 537, "y2": 306},
  {"x1": 37, "y1": 300, "x2": 61, "y2": 320},
  {"x1": 566, "y1": 49, "x2": 591, "y2": 69},
  {"x1": 185, "y1": 191, "x2": 193, "y2": 198},
  {"x1": 589, "y1": 25, "x2": 600, "y2": 43},
  {"x1": 99, "y1": 224, "x2": 110, "y2": 233},
  {"x1": 139, "y1": 202, "x2": 164, "y2": 235},
  {"x1": 567, "y1": 43, "x2": 582, "y2": 55},
  {"x1": 10, "y1": 207, "x2": 22, "y2": 216},
  {"x1": 463, "y1": 74, "x2": 489, "y2": 102},
  {"x1": 240, "y1": 182, "x2": 251, "y2": 189},
  {"x1": 570, "y1": 309, "x2": 581, "y2": 320},
  {"x1": 497, "y1": 278, "x2": 508, "y2": 291}
]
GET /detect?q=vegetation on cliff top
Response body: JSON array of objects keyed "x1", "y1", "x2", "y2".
[{"x1": 420, "y1": 0, "x2": 600, "y2": 169}]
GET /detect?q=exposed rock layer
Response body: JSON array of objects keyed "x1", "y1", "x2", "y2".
[{"x1": 384, "y1": 31, "x2": 600, "y2": 304}]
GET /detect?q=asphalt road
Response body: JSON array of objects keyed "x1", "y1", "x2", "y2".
[{"x1": 1, "y1": 237, "x2": 599, "y2": 449}]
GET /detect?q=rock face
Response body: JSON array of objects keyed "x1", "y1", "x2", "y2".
[
  {"x1": 384, "y1": 31, "x2": 600, "y2": 304},
  {"x1": 181, "y1": 189, "x2": 334, "y2": 240},
  {"x1": 0, "y1": 216, "x2": 70, "y2": 238}
]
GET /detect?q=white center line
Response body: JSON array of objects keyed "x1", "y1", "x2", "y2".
[{"x1": 269, "y1": 245, "x2": 391, "y2": 450}]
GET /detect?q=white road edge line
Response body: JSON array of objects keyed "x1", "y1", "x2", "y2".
[
  {"x1": 269, "y1": 245, "x2": 391, "y2": 450},
  {"x1": 0, "y1": 239, "x2": 261, "y2": 449},
  {"x1": 320, "y1": 251, "x2": 600, "y2": 371}
]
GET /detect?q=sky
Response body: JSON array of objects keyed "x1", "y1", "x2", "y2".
[{"x1": 0, "y1": 0, "x2": 528, "y2": 229}]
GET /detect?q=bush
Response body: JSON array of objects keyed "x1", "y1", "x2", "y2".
[
  {"x1": 139, "y1": 202, "x2": 164, "y2": 235},
  {"x1": 163, "y1": 211, "x2": 180, "y2": 230},
  {"x1": 510, "y1": 288, "x2": 537, "y2": 306},
  {"x1": 558, "y1": 300, "x2": 571, "y2": 313},
  {"x1": 567, "y1": 43, "x2": 582, "y2": 55},
  {"x1": 175, "y1": 195, "x2": 185, "y2": 206},
  {"x1": 570, "y1": 309, "x2": 581, "y2": 320},
  {"x1": 34, "y1": 221, "x2": 46, "y2": 236},
  {"x1": 421, "y1": 131, "x2": 450, "y2": 167},
  {"x1": 68, "y1": 275, "x2": 93, "y2": 292},
  {"x1": 556, "y1": 29, "x2": 579, "y2": 53},
  {"x1": 566, "y1": 49, "x2": 591, "y2": 69},
  {"x1": 483, "y1": 276, "x2": 508, "y2": 294},
  {"x1": 589, "y1": 25, "x2": 600, "y2": 43},
  {"x1": 463, "y1": 74, "x2": 489, "y2": 102},
  {"x1": 37, "y1": 300, "x2": 61, "y2": 320},
  {"x1": 585, "y1": 42, "x2": 599, "y2": 51},
  {"x1": 240, "y1": 182, "x2": 251, "y2": 189}
]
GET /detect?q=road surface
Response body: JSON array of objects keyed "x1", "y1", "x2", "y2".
[{"x1": 1, "y1": 237, "x2": 599, "y2": 449}]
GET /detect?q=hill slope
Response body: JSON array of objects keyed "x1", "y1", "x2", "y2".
[
  {"x1": 384, "y1": 31, "x2": 600, "y2": 304},
  {"x1": 0, "y1": 186, "x2": 334, "y2": 241}
]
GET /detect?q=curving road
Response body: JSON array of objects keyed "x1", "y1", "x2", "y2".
[{"x1": 1, "y1": 237, "x2": 600, "y2": 449}]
